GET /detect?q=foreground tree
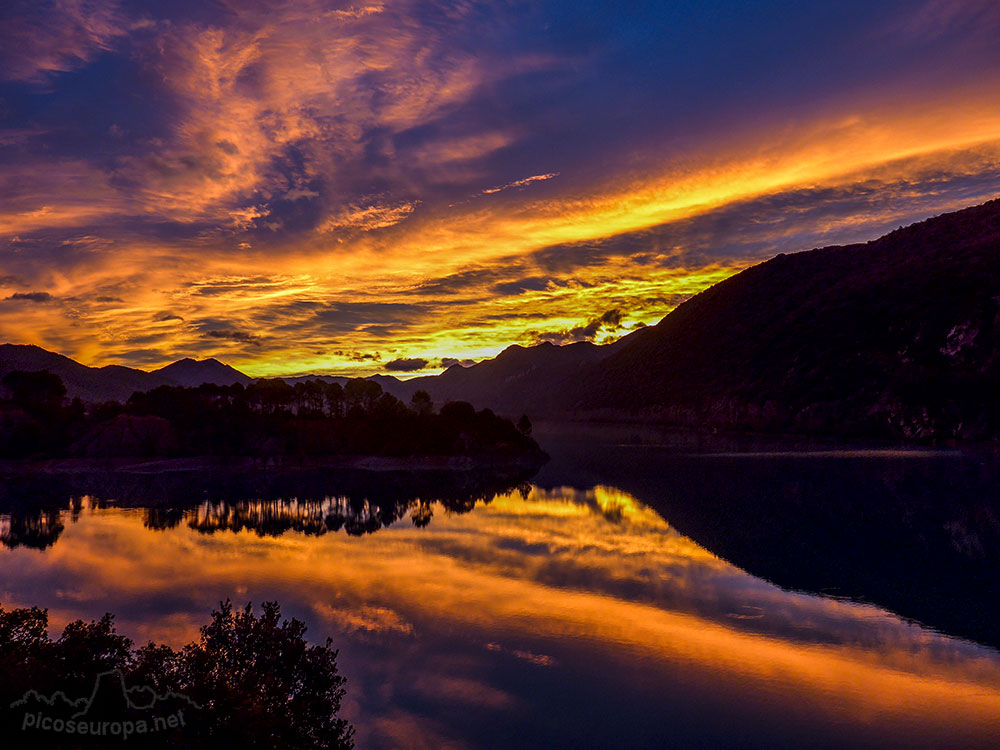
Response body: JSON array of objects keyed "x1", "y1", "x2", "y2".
[
  {"x1": 2, "y1": 369, "x2": 66, "y2": 413},
  {"x1": 410, "y1": 389, "x2": 434, "y2": 416},
  {"x1": 0, "y1": 601, "x2": 354, "y2": 749}
]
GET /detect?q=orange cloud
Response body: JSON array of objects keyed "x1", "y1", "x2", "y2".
[{"x1": 2, "y1": 2, "x2": 1000, "y2": 373}]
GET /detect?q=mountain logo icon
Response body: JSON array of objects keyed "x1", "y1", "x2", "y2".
[{"x1": 9, "y1": 669, "x2": 200, "y2": 740}]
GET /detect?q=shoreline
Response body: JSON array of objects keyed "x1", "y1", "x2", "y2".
[{"x1": 0, "y1": 452, "x2": 548, "y2": 476}]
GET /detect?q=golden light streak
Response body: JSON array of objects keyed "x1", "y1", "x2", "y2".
[{"x1": 2, "y1": 2, "x2": 1000, "y2": 372}]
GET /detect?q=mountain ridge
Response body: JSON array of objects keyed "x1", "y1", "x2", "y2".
[
  {"x1": 0, "y1": 345, "x2": 253, "y2": 402},
  {"x1": 4, "y1": 197, "x2": 1000, "y2": 439},
  {"x1": 564, "y1": 197, "x2": 1000, "y2": 438},
  {"x1": 151, "y1": 357, "x2": 253, "y2": 388}
]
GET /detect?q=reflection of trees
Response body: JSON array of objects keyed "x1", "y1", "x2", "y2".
[
  {"x1": 167, "y1": 468, "x2": 531, "y2": 537},
  {"x1": 0, "y1": 474, "x2": 75, "y2": 549},
  {"x1": 143, "y1": 506, "x2": 187, "y2": 531},
  {"x1": 190, "y1": 497, "x2": 411, "y2": 537},
  {"x1": 185, "y1": 483, "x2": 516, "y2": 538},
  {"x1": 0, "y1": 466, "x2": 537, "y2": 548},
  {"x1": 0, "y1": 509, "x2": 64, "y2": 550}
]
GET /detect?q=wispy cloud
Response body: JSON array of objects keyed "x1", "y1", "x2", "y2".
[
  {"x1": 327, "y1": 4, "x2": 385, "y2": 21},
  {"x1": 482, "y1": 173, "x2": 559, "y2": 195},
  {"x1": 0, "y1": 0, "x2": 129, "y2": 83},
  {"x1": 319, "y1": 201, "x2": 419, "y2": 233},
  {"x1": 892, "y1": 0, "x2": 1000, "y2": 41},
  {"x1": 4, "y1": 291, "x2": 55, "y2": 303},
  {"x1": 1, "y1": 1, "x2": 1000, "y2": 373}
]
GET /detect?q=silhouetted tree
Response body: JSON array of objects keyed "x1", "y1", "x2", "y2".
[
  {"x1": 247, "y1": 379, "x2": 295, "y2": 415},
  {"x1": 170, "y1": 601, "x2": 353, "y2": 748},
  {"x1": 0, "y1": 372, "x2": 543, "y2": 462},
  {"x1": 0, "y1": 371, "x2": 76, "y2": 456},
  {"x1": 294, "y1": 380, "x2": 326, "y2": 415},
  {"x1": 0, "y1": 602, "x2": 354, "y2": 749},
  {"x1": 440, "y1": 401, "x2": 476, "y2": 423},
  {"x1": 2, "y1": 370, "x2": 66, "y2": 413},
  {"x1": 410, "y1": 390, "x2": 434, "y2": 416},
  {"x1": 517, "y1": 414, "x2": 533, "y2": 437},
  {"x1": 322, "y1": 382, "x2": 345, "y2": 418},
  {"x1": 344, "y1": 379, "x2": 382, "y2": 412}
]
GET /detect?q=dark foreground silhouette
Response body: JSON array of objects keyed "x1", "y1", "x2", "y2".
[
  {"x1": 0, "y1": 370, "x2": 542, "y2": 463},
  {"x1": 0, "y1": 601, "x2": 353, "y2": 749}
]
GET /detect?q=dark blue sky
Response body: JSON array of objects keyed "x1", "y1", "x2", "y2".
[{"x1": 1, "y1": 0, "x2": 999, "y2": 374}]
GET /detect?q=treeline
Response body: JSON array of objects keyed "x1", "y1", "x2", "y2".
[{"x1": 0, "y1": 370, "x2": 541, "y2": 460}]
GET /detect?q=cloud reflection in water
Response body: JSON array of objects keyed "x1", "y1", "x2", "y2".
[{"x1": 1, "y1": 485, "x2": 999, "y2": 748}]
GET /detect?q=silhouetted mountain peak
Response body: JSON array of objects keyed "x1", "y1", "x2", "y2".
[
  {"x1": 152, "y1": 357, "x2": 251, "y2": 388},
  {"x1": 1, "y1": 345, "x2": 253, "y2": 402},
  {"x1": 571, "y1": 197, "x2": 1000, "y2": 439},
  {"x1": 1, "y1": 343, "x2": 165, "y2": 403}
]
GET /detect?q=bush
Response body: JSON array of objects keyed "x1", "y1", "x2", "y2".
[{"x1": 0, "y1": 601, "x2": 354, "y2": 749}]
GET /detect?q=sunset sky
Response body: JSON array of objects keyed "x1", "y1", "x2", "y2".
[{"x1": 2, "y1": 0, "x2": 1000, "y2": 376}]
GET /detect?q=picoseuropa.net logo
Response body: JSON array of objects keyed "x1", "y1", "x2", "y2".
[{"x1": 10, "y1": 669, "x2": 200, "y2": 740}]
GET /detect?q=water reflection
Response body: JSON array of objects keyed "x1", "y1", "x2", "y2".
[
  {"x1": 1, "y1": 478, "x2": 999, "y2": 748},
  {"x1": 0, "y1": 466, "x2": 535, "y2": 547},
  {"x1": 533, "y1": 423, "x2": 1000, "y2": 650},
  {"x1": 0, "y1": 508, "x2": 63, "y2": 550}
]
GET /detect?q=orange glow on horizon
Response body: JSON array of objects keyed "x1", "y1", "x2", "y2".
[{"x1": 2, "y1": 3, "x2": 1000, "y2": 375}]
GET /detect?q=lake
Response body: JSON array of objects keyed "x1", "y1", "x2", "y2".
[{"x1": 2, "y1": 422, "x2": 999, "y2": 748}]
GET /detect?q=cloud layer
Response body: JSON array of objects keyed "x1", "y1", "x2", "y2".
[{"x1": 1, "y1": 0, "x2": 999, "y2": 374}]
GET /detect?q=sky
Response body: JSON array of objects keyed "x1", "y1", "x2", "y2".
[{"x1": 2, "y1": 0, "x2": 1000, "y2": 377}]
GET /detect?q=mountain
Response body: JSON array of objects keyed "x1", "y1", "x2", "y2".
[
  {"x1": 273, "y1": 373, "x2": 411, "y2": 402},
  {"x1": 565, "y1": 197, "x2": 1000, "y2": 439},
  {"x1": 0, "y1": 344, "x2": 166, "y2": 402},
  {"x1": 0, "y1": 346, "x2": 252, "y2": 402},
  {"x1": 4, "y1": 198, "x2": 998, "y2": 440},
  {"x1": 383, "y1": 198, "x2": 1000, "y2": 440},
  {"x1": 152, "y1": 358, "x2": 252, "y2": 388},
  {"x1": 395, "y1": 339, "x2": 631, "y2": 416}
]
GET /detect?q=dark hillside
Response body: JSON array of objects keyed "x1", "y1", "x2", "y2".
[
  {"x1": 398, "y1": 339, "x2": 630, "y2": 417},
  {"x1": 573, "y1": 198, "x2": 1000, "y2": 439}
]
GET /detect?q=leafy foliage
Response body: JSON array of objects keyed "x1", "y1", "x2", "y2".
[{"x1": 0, "y1": 601, "x2": 354, "y2": 749}]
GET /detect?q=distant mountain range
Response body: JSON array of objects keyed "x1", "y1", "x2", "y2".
[
  {"x1": 395, "y1": 338, "x2": 630, "y2": 414},
  {"x1": 402, "y1": 197, "x2": 1000, "y2": 440},
  {"x1": 0, "y1": 346, "x2": 254, "y2": 403},
  {"x1": 3, "y1": 197, "x2": 1000, "y2": 440}
]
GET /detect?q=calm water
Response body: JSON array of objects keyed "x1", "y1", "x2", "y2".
[{"x1": 2, "y1": 423, "x2": 1000, "y2": 749}]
